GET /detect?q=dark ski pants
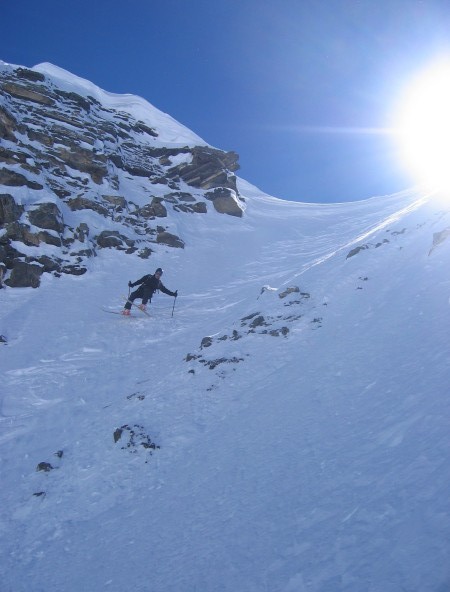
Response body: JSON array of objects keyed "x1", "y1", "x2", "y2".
[{"x1": 125, "y1": 288, "x2": 151, "y2": 310}]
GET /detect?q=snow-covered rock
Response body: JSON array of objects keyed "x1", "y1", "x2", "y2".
[{"x1": 0, "y1": 61, "x2": 242, "y2": 286}]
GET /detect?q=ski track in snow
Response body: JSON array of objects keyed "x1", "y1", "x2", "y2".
[{"x1": 1, "y1": 188, "x2": 450, "y2": 591}]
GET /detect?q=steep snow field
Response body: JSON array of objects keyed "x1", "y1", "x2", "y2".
[{"x1": 1, "y1": 184, "x2": 449, "y2": 591}]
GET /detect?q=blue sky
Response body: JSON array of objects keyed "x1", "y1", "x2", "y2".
[{"x1": 3, "y1": 0, "x2": 450, "y2": 202}]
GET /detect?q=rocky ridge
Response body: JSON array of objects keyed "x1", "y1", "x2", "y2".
[{"x1": 0, "y1": 62, "x2": 243, "y2": 287}]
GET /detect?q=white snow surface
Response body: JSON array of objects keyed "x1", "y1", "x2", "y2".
[{"x1": 1, "y1": 177, "x2": 450, "y2": 590}]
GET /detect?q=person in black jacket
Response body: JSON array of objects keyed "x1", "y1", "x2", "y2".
[{"x1": 123, "y1": 267, "x2": 177, "y2": 315}]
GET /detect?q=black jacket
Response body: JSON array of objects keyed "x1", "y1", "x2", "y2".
[{"x1": 130, "y1": 274, "x2": 175, "y2": 298}]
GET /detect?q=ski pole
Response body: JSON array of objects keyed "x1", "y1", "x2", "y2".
[{"x1": 171, "y1": 295, "x2": 177, "y2": 317}]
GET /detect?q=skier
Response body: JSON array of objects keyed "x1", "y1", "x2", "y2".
[{"x1": 122, "y1": 267, "x2": 177, "y2": 316}]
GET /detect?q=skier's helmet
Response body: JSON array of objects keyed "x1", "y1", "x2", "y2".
[{"x1": 155, "y1": 267, "x2": 163, "y2": 275}]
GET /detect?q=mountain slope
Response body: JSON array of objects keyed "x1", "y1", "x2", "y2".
[
  {"x1": 1, "y1": 62, "x2": 450, "y2": 592},
  {"x1": 0, "y1": 60, "x2": 242, "y2": 289}
]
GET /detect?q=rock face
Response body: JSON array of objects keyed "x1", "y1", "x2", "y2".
[
  {"x1": 28, "y1": 202, "x2": 64, "y2": 233},
  {"x1": 8, "y1": 260, "x2": 44, "y2": 288},
  {"x1": 0, "y1": 62, "x2": 245, "y2": 287},
  {"x1": 0, "y1": 193, "x2": 24, "y2": 224},
  {"x1": 205, "y1": 188, "x2": 243, "y2": 217}
]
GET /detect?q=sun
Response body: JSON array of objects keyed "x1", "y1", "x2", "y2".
[{"x1": 396, "y1": 59, "x2": 450, "y2": 193}]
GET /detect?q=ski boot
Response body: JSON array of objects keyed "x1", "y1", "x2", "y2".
[{"x1": 121, "y1": 309, "x2": 131, "y2": 316}]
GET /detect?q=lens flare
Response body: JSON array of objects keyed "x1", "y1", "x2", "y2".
[{"x1": 396, "y1": 59, "x2": 450, "y2": 194}]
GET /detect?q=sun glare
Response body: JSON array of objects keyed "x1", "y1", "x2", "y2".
[{"x1": 396, "y1": 59, "x2": 450, "y2": 193}]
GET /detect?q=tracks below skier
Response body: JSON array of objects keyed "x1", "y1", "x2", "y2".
[{"x1": 123, "y1": 267, "x2": 177, "y2": 316}]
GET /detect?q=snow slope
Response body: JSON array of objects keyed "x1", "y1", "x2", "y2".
[{"x1": 1, "y1": 183, "x2": 450, "y2": 592}]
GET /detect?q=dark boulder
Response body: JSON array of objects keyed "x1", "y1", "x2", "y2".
[
  {"x1": 0, "y1": 168, "x2": 43, "y2": 190},
  {"x1": 2, "y1": 81, "x2": 54, "y2": 106},
  {"x1": 0, "y1": 106, "x2": 20, "y2": 141},
  {"x1": 96, "y1": 230, "x2": 134, "y2": 249},
  {"x1": 28, "y1": 202, "x2": 64, "y2": 233},
  {"x1": 204, "y1": 188, "x2": 243, "y2": 217},
  {"x1": 156, "y1": 230, "x2": 185, "y2": 249},
  {"x1": 166, "y1": 146, "x2": 239, "y2": 191},
  {"x1": 6, "y1": 260, "x2": 43, "y2": 288},
  {"x1": 67, "y1": 196, "x2": 109, "y2": 217},
  {"x1": 0, "y1": 194, "x2": 24, "y2": 225},
  {"x1": 137, "y1": 197, "x2": 167, "y2": 219}
]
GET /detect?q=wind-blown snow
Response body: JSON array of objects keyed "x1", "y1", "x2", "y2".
[{"x1": 1, "y1": 179, "x2": 450, "y2": 589}]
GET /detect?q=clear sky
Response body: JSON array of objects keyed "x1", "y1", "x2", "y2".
[{"x1": 2, "y1": 0, "x2": 450, "y2": 203}]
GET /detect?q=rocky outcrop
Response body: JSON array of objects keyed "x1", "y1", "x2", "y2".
[
  {"x1": 2, "y1": 81, "x2": 55, "y2": 106},
  {"x1": 113, "y1": 424, "x2": 160, "y2": 456},
  {"x1": 0, "y1": 168, "x2": 43, "y2": 190},
  {"x1": 28, "y1": 202, "x2": 64, "y2": 233},
  {"x1": 54, "y1": 146, "x2": 108, "y2": 184},
  {"x1": 166, "y1": 146, "x2": 239, "y2": 191},
  {"x1": 66, "y1": 196, "x2": 109, "y2": 217},
  {"x1": 429, "y1": 227, "x2": 450, "y2": 255},
  {"x1": 96, "y1": 230, "x2": 135, "y2": 250},
  {"x1": 102, "y1": 195, "x2": 127, "y2": 209},
  {"x1": 4, "y1": 220, "x2": 62, "y2": 247},
  {"x1": 136, "y1": 197, "x2": 167, "y2": 219},
  {"x1": 156, "y1": 229, "x2": 185, "y2": 249},
  {"x1": 0, "y1": 61, "x2": 244, "y2": 288},
  {"x1": 0, "y1": 106, "x2": 20, "y2": 141},
  {"x1": 174, "y1": 201, "x2": 207, "y2": 214},
  {"x1": 0, "y1": 193, "x2": 24, "y2": 224},
  {"x1": 346, "y1": 239, "x2": 389, "y2": 259},
  {"x1": 7, "y1": 260, "x2": 44, "y2": 288},
  {"x1": 205, "y1": 188, "x2": 243, "y2": 217}
]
